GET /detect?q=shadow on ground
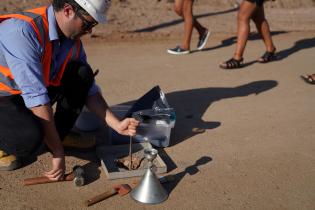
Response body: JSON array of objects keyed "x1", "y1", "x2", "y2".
[
  {"x1": 131, "y1": 7, "x2": 238, "y2": 33},
  {"x1": 201, "y1": 31, "x2": 287, "y2": 53},
  {"x1": 117, "y1": 80, "x2": 278, "y2": 147},
  {"x1": 205, "y1": 34, "x2": 315, "y2": 68},
  {"x1": 165, "y1": 80, "x2": 278, "y2": 146},
  {"x1": 163, "y1": 156, "x2": 213, "y2": 194},
  {"x1": 193, "y1": 31, "x2": 287, "y2": 68},
  {"x1": 276, "y1": 36, "x2": 315, "y2": 60}
]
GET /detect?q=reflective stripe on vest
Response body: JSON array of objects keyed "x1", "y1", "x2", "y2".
[
  {"x1": 0, "y1": 6, "x2": 81, "y2": 96},
  {"x1": 49, "y1": 40, "x2": 81, "y2": 86}
]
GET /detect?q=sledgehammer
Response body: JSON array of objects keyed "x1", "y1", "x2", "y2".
[
  {"x1": 84, "y1": 184, "x2": 132, "y2": 207},
  {"x1": 23, "y1": 165, "x2": 85, "y2": 186}
]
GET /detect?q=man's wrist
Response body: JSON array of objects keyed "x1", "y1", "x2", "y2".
[{"x1": 52, "y1": 148, "x2": 64, "y2": 158}]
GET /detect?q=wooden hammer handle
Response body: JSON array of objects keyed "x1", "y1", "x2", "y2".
[
  {"x1": 84, "y1": 189, "x2": 117, "y2": 207},
  {"x1": 23, "y1": 173, "x2": 74, "y2": 186}
]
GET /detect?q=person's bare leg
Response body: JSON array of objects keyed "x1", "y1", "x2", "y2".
[
  {"x1": 173, "y1": 0, "x2": 190, "y2": 50},
  {"x1": 251, "y1": 5, "x2": 276, "y2": 61},
  {"x1": 233, "y1": 1, "x2": 257, "y2": 60},
  {"x1": 180, "y1": 0, "x2": 195, "y2": 50},
  {"x1": 174, "y1": 0, "x2": 207, "y2": 46},
  {"x1": 173, "y1": 0, "x2": 184, "y2": 17},
  {"x1": 220, "y1": 1, "x2": 257, "y2": 68}
]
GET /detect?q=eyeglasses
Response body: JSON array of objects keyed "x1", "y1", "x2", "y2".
[{"x1": 76, "y1": 11, "x2": 98, "y2": 31}]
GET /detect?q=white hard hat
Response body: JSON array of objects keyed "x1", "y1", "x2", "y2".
[{"x1": 74, "y1": 0, "x2": 111, "y2": 23}]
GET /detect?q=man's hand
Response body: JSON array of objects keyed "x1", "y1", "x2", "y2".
[
  {"x1": 86, "y1": 92, "x2": 139, "y2": 136},
  {"x1": 30, "y1": 104, "x2": 66, "y2": 181},
  {"x1": 116, "y1": 118, "x2": 139, "y2": 136},
  {"x1": 44, "y1": 153, "x2": 66, "y2": 181},
  {"x1": 30, "y1": 104, "x2": 66, "y2": 180}
]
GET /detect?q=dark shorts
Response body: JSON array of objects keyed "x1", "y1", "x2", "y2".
[{"x1": 246, "y1": 0, "x2": 264, "y2": 7}]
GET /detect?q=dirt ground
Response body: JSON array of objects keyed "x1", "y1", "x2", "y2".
[{"x1": 0, "y1": 1, "x2": 315, "y2": 210}]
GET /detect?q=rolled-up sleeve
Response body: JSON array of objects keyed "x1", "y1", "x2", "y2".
[{"x1": 0, "y1": 19, "x2": 49, "y2": 107}]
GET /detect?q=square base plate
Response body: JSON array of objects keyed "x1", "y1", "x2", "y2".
[{"x1": 96, "y1": 143, "x2": 167, "y2": 180}]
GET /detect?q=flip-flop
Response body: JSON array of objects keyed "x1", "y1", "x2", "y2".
[{"x1": 300, "y1": 75, "x2": 315, "y2": 85}]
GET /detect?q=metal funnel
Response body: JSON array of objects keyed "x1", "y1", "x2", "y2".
[{"x1": 130, "y1": 148, "x2": 168, "y2": 204}]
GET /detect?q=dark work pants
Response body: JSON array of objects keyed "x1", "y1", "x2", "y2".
[{"x1": 0, "y1": 61, "x2": 94, "y2": 158}]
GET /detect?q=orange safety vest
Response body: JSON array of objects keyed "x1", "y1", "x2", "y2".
[{"x1": 0, "y1": 6, "x2": 81, "y2": 96}]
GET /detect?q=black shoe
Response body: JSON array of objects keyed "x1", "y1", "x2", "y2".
[
  {"x1": 197, "y1": 30, "x2": 211, "y2": 50},
  {"x1": 167, "y1": 46, "x2": 190, "y2": 55}
]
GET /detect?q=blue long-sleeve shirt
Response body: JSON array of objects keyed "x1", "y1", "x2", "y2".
[{"x1": 0, "y1": 5, "x2": 98, "y2": 108}]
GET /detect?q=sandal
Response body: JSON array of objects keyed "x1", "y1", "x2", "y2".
[
  {"x1": 301, "y1": 74, "x2": 315, "y2": 85},
  {"x1": 220, "y1": 58, "x2": 244, "y2": 69},
  {"x1": 257, "y1": 49, "x2": 276, "y2": 63}
]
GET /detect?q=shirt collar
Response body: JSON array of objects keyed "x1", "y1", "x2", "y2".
[{"x1": 47, "y1": 5, "x2": 59, "y2": 41}]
